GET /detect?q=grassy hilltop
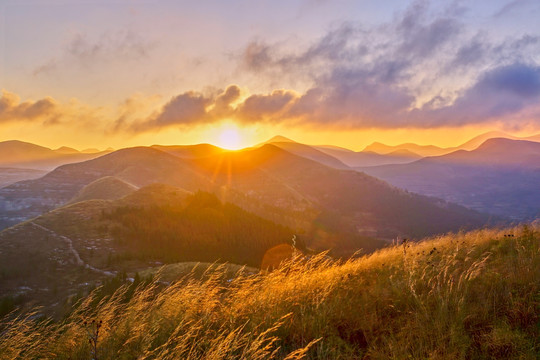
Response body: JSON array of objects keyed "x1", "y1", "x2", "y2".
[{"x1": 1, "y1": 224, "x2": 538, "y2": 359}]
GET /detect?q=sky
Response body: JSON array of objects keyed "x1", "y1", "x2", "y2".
[{"x1": 1, "y1": 0, "x2": 540, "y2": 150}]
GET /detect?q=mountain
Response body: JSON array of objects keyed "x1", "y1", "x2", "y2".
[
  {"x1": 360, "y1": 138, "x2": 540, "y2": 220},
  {"x1": 261, "y1": 136, "x2": 420, "y2": 168},
  {"x1": 363, "y1": 141, "x2": 451, "y2": 156},
  {"x1": 54, "y1": 146, "x2": 80, "y2": 154},
  {"x1": 263, "y1": 141, "x2": 350, "y2": 169},
  {"x1": 435, "y1": 138, "x2": 540, "y2": 167},
  {"x1": 1, "y1": 144, "x2": 490, "y2": 244},
  {"x1": 0, "y1": 140, "x2": 112, "y2": 170},
  {"x1": 259, "y1": 135, "x2": 297, "y2": 145},
  {"x1": 151, "y1": 143, "x2": 225, "y2": 158},
  {"x1": 81, "y1": 148, "x2": 101, "y2": 153},
  {"x1": 316, "y1": 147, "x2": 422, "y2": 167},
  {"x1": 363, "y1": 131, "x2": 540, "y2": 157},
  {"x1": 68, "y1": 176, "x2": 138, "y2": 204},
  {"x1": 0, "y1": 147, "x2": 210, "y2": 229},
  {"x1": 524, "y1": 133, "x2": 540, "y2": 142},
  {"x1": 188, "y1": 144, "x2": 490, "y2": 244},
  {"x1": 0, "y1": 185, "x2": 294, "y2": 316},
  {"x1": 456, "y1": 131, "x2": 512, "y2": 150}
]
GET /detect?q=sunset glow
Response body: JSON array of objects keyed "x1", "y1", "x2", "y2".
[
  {"x1": 0, "y1": 0, "x2": 539, "y2": 149},
  {"x1": 1, "y1": 2, "x2": 539, "y2": 357},
  {"x1": 217, "y1": 127, "x2": 242, "y2": 150}
]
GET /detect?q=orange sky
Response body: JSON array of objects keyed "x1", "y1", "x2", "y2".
[{"x1": 1, "y1": 1, "x2": 539, "y2": 150}]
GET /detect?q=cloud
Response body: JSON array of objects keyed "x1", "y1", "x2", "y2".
[
  {"x1": 33, "y1": 30, "x2": 155, "y2": 75},
  {"x1": 211, "y1": 85, "x2": 242, "y2": 118},
  {"x1": 0, "y1": 90, "x2": 117, "y2": 132},
  {"x1": 416, "y1": 63, "x2": 540, "y2": 126},
  {"x1": 0, "y1": 90, "x2": 58, "y2": 123},
  {"x1": 493, "y1": 0, "x2": 538, "y2": 18},
  {"x1": 121, "y1": 60, "x2": 540, "y2": 132},
  {"x1": 134, "y1": 92, "x2": 212, "y2": 131},
  {"x1": 237, "y1": 90, "x2": 297, "y2": 123},
  {"x1": 231, "y1": 1, "x2": 540, "y2": 129}
]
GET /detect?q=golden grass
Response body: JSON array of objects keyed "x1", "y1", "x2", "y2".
[{"x1": 1, "y1": 224, "x2": 538, "y2": 359}]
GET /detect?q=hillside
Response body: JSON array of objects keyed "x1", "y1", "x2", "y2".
[
  {"x1": 189, "y1": 144, "x2": 491, "y2": 243},
  {"x1": 0, "y1": 186, "x2": 295, "y2": 316},
  {"x1": 151, "y1": 143, "x2": 225, "y2": 158},
  {"x1": 264, "y1": 141, "x2": 350, "y2": 169},
  {"x1": 1, "y1": 224, "x2": 538, "y2": 359},
  {"x1": 1, "y1": 144, "x2": 491, "y2": 242},
  {"x1": 68, "y1": 176, "x2": 138, "y2": 204},
  {"x1": 360, "y1": 138, "x2": 540, "y2": 219},
  {"x1": 0, "y1": 147, "x2": 209, "y2": 229}
]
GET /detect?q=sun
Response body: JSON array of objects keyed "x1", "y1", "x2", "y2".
[{"x1": 217, "y1": 127, "x2": 242, "y2": 150}]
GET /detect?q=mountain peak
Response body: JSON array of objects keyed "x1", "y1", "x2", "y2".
[
  {"x1": 264, "y1": 135, "x2": 296, "y2": 144},
  {"x1": 54, "y1": 146, "x2": 80, "y2": 154}
]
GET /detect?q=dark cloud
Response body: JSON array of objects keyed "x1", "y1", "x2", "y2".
[
  {"x1": 286, "y1": 69, "x2": 414, "y2": 127},
  {"x1": 232, "y1": 1, "x2": 540, "y2": 129},
  {"x1": 449, "y1": 36, "x2": 489, "y2": 69},
  {"x1": 129, "y1": 60, "x2": 540, "y2": 132},
  {"x1": 241, "y1": 1, "x2": 460, "y2": 85},
  {"x1": 479, "y1": 63, "x2": 540, "y2": 97},
  {"x1": 415, "y1": 63, "x2": 540, "y2": 126},
  {"x1": 237, "y1": 90, "x2": 297, "y2": 123},
  {"x1": 112, "y1": 1, "x2": 540, "y2": 132},
  {"x1": 134, "y1": 91, "x2": 212, "y2": 131}
]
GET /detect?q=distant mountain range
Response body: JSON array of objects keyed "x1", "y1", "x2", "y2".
[
  {"x1": 362, "y1": 131, "x2": 540, "y2": 156},
  {"x1": 2, "y1": 130, "x2": 537, "y2": 236},
  {"x1": 360, "y1": 138, "x2": 540, "y2": 220},
  {"x1": 261, "y1": 131, "x2": 540, "y2": 167},
  {"x1": 0, "y1": 143, "x2": 490, "y2": 244},
  {"x1": 0, "y1": 140, "x2": 113, "y2": 170}
]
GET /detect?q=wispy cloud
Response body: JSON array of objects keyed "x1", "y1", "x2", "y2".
[{"x1": 33, "y1": 29, "x2": 156, "y2": 76}]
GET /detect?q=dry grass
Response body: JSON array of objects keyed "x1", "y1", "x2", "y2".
[{"x1": 1, "y1": 224, "x2": 539, "y2": 359}]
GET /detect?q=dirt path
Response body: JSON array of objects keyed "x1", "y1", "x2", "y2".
[{"x1": 30, "y1": 222, "x2": 115, "y2": 277}]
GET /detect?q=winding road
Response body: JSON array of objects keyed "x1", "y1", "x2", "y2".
[{"x1": 30, "y1": 222, "x2": 116, "y2": 277}]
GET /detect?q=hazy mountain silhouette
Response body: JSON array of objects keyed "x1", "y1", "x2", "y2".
[
  {"x1": 0, "y1": 144, "x2": 490, "y2": 244},
  {"x1": 151, "y1": 143, "x2": 225, "y2": 158},
  {"x1": 262, "y1": 140, "x2": 350, "y2": 169},
  {"x1": 262, "y1": 135, "x2": 419, "y2": 168},
  {"x1": 362, "y1": 131, "x2": 540, "y2": 157},
  {"x1": 360, "y1": 138, "x2": 540, "y2": 219},
  {"x1": 0, "y1": 140, "x2": 112, "y2": 170},
  {"x1": 0, "y1": 147, "x2": 210, "y2": 229},
  {"x1": 316, "y1": 147, "x2": 422, "y2": 167},
  {"x1": 188, "y1": 144, "x2": 490, "y2": 243}
]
